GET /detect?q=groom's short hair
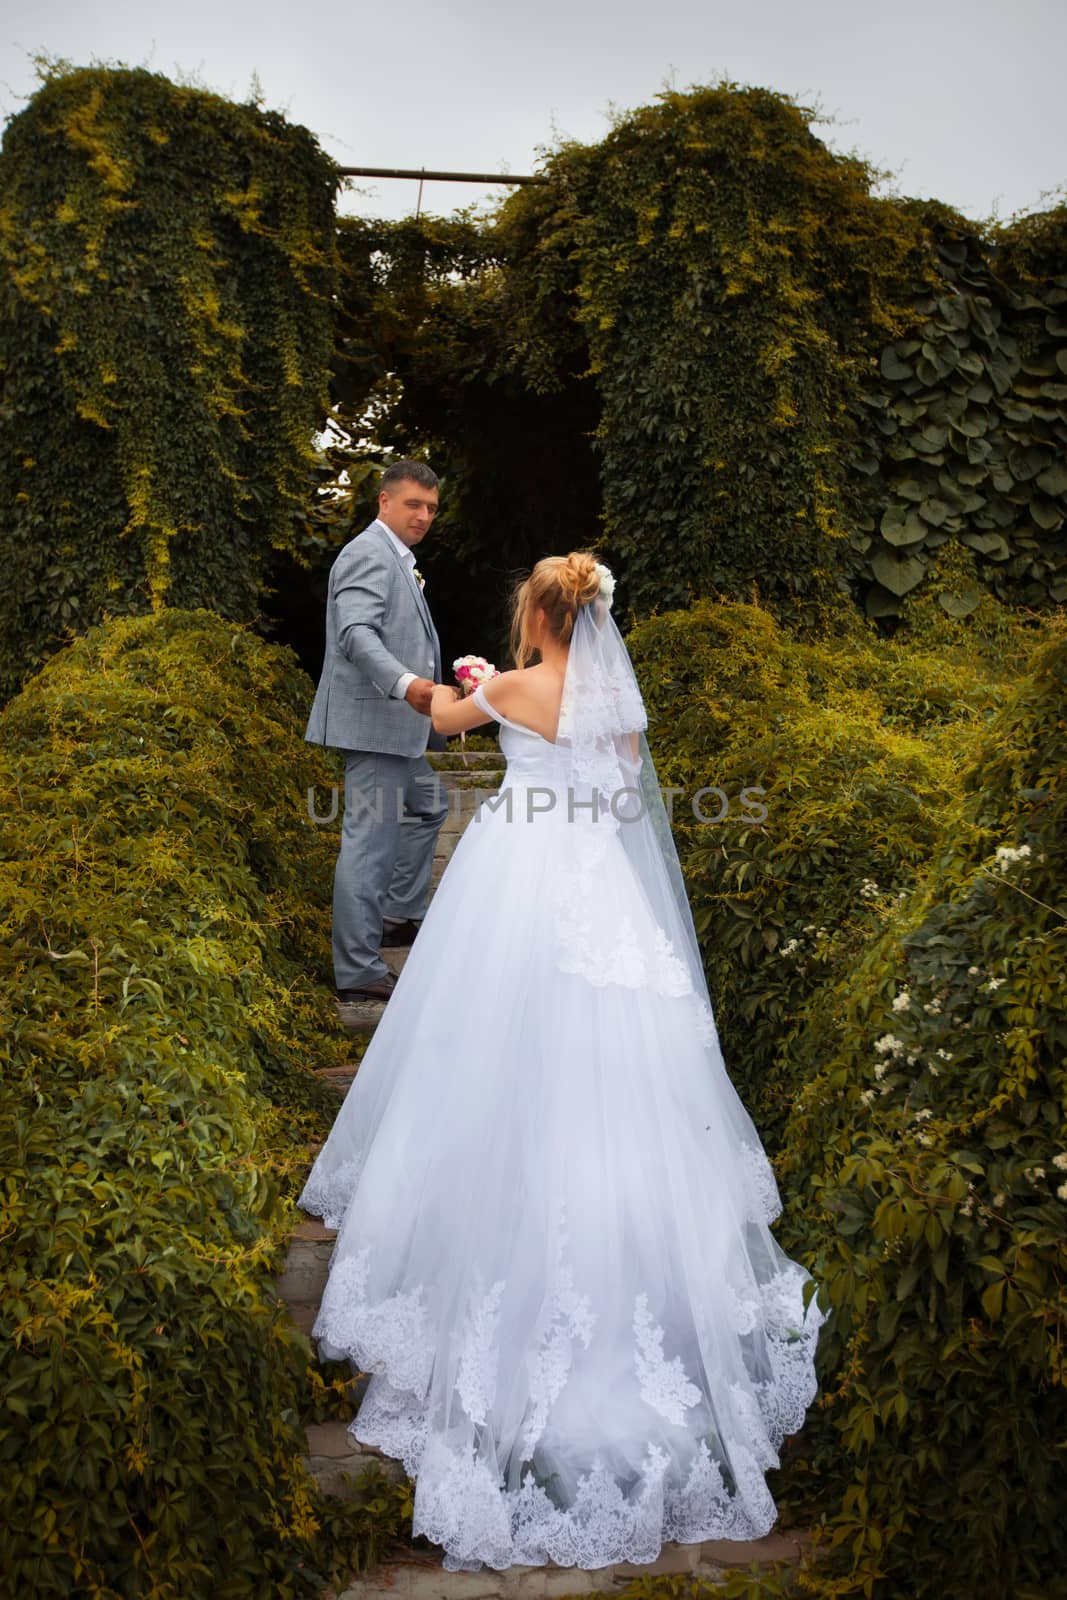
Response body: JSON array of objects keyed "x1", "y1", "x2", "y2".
[{"x1": 380, "y1": 459, "x2": 439, "y2": 493}]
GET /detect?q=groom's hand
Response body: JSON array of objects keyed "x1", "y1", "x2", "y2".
[{"x1": 403, "y1": 677, "x2": 436, "y2": 715}]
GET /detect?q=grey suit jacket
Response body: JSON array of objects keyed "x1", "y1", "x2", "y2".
[{"x1": 304, "y1": 521, "x2": 446, "y2": 756}]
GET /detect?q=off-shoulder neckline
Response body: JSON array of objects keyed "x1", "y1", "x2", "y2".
[{"x1": 472, "y1": 681, "x2": 560, "y2": 747}]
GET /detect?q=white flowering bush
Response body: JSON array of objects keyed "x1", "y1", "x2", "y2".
[{"x1": 772, "y1": 626, "x2": 1067, "y2": 1600}]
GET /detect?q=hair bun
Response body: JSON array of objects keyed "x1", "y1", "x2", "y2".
[
  {"x1": 560, "y1": 552, "x2": 601, "y2": 610},
  {"x1": 507, "y1": 549, "x2": 605, "y2": 666}
]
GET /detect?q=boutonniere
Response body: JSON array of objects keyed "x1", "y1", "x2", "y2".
[{"x1": 413, "y1": 566, "x2": 425, "y2": 591}]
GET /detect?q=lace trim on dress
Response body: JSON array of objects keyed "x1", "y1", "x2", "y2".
[
  {"x1": 521, "y1": 1217, "x2": 597, "y2": 1457},
  {"x1": 297, "y1": 1154, "x2": 364, "y2": 1232},
  {"x1": 633, "y1": 1294, "x2": 703, "y2": 1424},
  {"x1": 314, "y1": 1246, "x2": 436, "y2": 1396},
  {"x1": 455, "y1": 1275, "x2": 507, "y2": 1426},
  {"x1": 547, "y1": 807, "x2": 705, "y2": 1007},
  {"x1": 306, "y1": 1230, "x2": 826, "y2": 1573},
  {"x1": 738, "y1": 1140, "x2": 783, "y2": 1224}
]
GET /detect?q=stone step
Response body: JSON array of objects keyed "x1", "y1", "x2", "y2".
[
  {"x1": 277, "y1": 1220, "x2": 336, "y2": 1303},
  {"x1": 305, "y1": 1420, "x2": 408, "y2": 1496},
  {"x1": 429, "y1": 749, "x2": 503, "y2": 771},
  {"x1": 327, "y1": 1526, "x2": 815, "y2": 1597},
  {"x1": 443, "y1": 769, "x2": 506, "y2": 786},
  {"x1": 437, "y1": 762, "x2": 502, "y2": 777},
  {"x1": 292, "y1": 1216, "x2": 336, "y2": 1242},
  {"x1": 286, "y1": 1300, "x2": 317, "y2": 1335},
  {"x1": 314, "y1": 1062, "x2": 363, "y2": 1089},
  {"x1": 439, "y1": 786, "x2": 504, "y2": 832},
  {"x1": 437, "y1": 779, "x2": 505, "y2": 796},
  {"x1": 333, "y1": 1001, "x2": 386, "y2": 1037}
]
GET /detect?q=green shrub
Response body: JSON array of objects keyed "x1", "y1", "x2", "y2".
[
  {"x1": 327, "y1": 87, "x2": 1067, "y2": 640},
  {"x1": 625, "y1": 595, "x2": 1046, "y2": 1141},
  {"x1": 767, "y1": 621, "x2": 1067, "y2": 1599},
  {"x1": 0, "y1": 608, "x2": 352, "y2": 1596},
  {"x1": 0, "y1": 64, "x2": 340, "y2": 701}
]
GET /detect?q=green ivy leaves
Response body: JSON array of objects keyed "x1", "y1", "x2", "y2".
[
  {"x1": 340, "y1": 89, "x2": 1067, "y2": 645},
  {"x1": 859, "y1": 226, "x2": 1067, "y2": 621},
  {"x1": 0, "y1": 65, "x2": 341, "y2": 703},
  {"x1": 772, "y1": 630, "x2": 1067, "y2": 1600},
  {"x1": 0, "y1": 608, "x2": 349, "y2": 1592}
]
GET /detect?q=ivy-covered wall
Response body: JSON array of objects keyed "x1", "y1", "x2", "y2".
[
  {"x1": 0, "y1": 65, "x2": 341, "y2": 702},
  {"x1": 853, "y1": 208, "x2": 1067, "y2": 620},
  {"x1": 2, "y1": 73, "x2": 1062, "y2": 692},
  {"x1": 328, "y1": 87, "x2": 1067, "y2": 644}
]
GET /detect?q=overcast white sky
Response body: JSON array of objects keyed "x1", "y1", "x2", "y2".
[{"x1": 1, "y1": 0, "x2": 1063, "y2": 229}]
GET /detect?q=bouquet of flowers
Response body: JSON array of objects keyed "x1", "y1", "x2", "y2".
[
  {"x1": 452, "y1": 654, "x2": 500, "y2": 696},
  {"x1": 452, "y1": 655, "x2": 501, "y2": 764}
]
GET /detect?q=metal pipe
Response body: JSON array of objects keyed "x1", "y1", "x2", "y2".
[{"x1": 337, "y1": 165, "x2": 546, "y2": 185}]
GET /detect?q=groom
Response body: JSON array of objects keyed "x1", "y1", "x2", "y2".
[{"x1": 305, "y1": 460, "x2": 450, "y2": 1006}]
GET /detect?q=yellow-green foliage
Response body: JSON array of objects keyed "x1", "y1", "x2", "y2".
[
  {"x1": 536, "y1": 85, "x2": 932, "y2": 631},
  {"x1": 603, "y1": 608, "x2": 1065, "y2": 1600},
  {"x1": 330, "y1": 85, "x2": 1067, "y2": 642},
  {"x1": 0, "y1": 609, "x2": 354, "y2": 1595},
  {"x1": 625, "y1": 594, "x2": 1046, "y2": 1145},
  {"x1": 765, "y1": 624, "x2": 1065, "y2": 1599},
  {"x1": 0, "y1": 64, "x2": 340, "y2": 701}
]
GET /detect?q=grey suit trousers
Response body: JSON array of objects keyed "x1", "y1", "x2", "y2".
[{"x1": 333, "y1": 748, "x2": 450, "y2": 990}]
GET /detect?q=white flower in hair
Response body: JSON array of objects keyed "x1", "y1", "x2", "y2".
[{"x1": 593, "y1": 562, "x2": 615, "y2": 608}]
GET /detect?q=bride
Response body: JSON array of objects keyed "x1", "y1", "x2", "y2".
[{"x1": 297, "y1": 551, "x2": 827, "y2": 1574}]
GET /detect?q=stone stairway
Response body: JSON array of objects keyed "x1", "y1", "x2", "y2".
[{"x1": 278, "y1": 746, "x2": 815, "y2": 1597}]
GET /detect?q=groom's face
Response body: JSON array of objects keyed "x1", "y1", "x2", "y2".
[{"x1": 378, "y1": 481, "x2": 439, "y2": 546}]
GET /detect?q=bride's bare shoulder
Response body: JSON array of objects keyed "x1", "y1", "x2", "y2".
[
  {"x1": 483, "y1": 668, "x2": 523, "y2": 699},
  {"x1": 487, "y1": 666, "x2": 558, "y2": 709}
]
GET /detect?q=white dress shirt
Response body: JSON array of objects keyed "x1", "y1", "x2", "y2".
[{"x1": 372, "y1": 517, "x2": 424, "y2": 699}]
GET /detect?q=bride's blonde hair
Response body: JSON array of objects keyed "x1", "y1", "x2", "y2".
[{"x1": 507, "y1": 551, "x2": 602, "y2": 668}]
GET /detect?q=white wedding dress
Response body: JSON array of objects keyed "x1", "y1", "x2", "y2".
[{"x1": 298, "y1": 678, "x2": 827, "y2": 1574}]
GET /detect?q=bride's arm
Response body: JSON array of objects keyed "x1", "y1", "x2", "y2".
[{"x1": 430, "y1": 684, "x2": 494, "y2": 737}]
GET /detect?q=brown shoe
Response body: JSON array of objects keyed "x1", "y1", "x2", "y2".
[
  {"x1": 336, "y1": 973, "x2": 398, "y2": 1002},
  {"x1": 380, "y1": 918, "x2": 421, "y2": 948}
]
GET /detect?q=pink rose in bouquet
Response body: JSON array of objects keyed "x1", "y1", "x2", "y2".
[
  {"x1": 452, "y1": 655, "x2": 501, "y2": 764},
  {"x1": 452, "y1": 654, "x2": 501, "y2": 696}
]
